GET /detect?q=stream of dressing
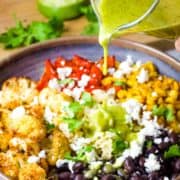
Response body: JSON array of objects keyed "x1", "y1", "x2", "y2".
[{"x1": 97, "y1": 0, "x2": 180, "y2": 74}]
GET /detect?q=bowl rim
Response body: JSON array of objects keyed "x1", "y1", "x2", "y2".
[{"x1": 0, "y1": 36, "x2": 180, "y2": 71}]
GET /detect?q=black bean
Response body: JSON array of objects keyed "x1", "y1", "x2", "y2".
[
  {"x1": 129, "y1": 174, "x2": 142, "y2": 180},
  {"x1": 58, "y1": 171, "x2": 71, "y2": 180},
  {"x1": 138, "y1": 157, "x2": 145, "y2": 167},
  {"x1": 146, "y1": 146, "x2": 157, "y2": 154},
  {"x1": 169, "y1": 133, "x2": 178, "y2": 144},
  {"x1": 173, "y1": 159, "x2": 180, "y2": 173},
  {"x1": 148, "y1": 172, "x2": 159, "y2": 180},
  {"x1": 56, "y1": 163, "x2": 69, "y2": 173},
  {"x1": 73, "y1": 162, "x2": 85, "y2": 174},
  {"x1": 101, "y1": 174, "x2": 116, "y2": 180},
  {"x1": 141, "y1": 175, "x2": 148, "y2": 180},
  {"x1": 74, "y1": 174, "x2": 85, "y2": 180},
  {"x1": 124, "y1": 157, "x2": 135, "y2": 173},
  {"x1": 158, "y1": 142, "x2": 169, "y2": 150}
]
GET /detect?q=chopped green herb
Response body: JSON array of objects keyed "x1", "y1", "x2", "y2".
[
  {"x1": 46, "y1": 123, "x2": 55, "y2": 133},
  {"x1": 146, "y1": 140, "x2": 153, "y2": 149},
  {"x1": 164, "y1": 144, "x2": 180, "y2": 159},
  {"x1": 80, "y1": 5, "x2": 97, "y2": 22},
  {"x1": 152, "y1": 105, "x2": 175, "y2": 122},
  {"x1": 114, "y1": 81, "x2": 127, "y2": 88},
  {"x1": 0, "y1": 17, "x2": 63, "y2": 49},
  {"x1": 81, "y1": 92, "x2": 94, "y2": 107},
  {"x1": 65, "y1": 145, "x2": 93, "y2": 162},
  {"x1": 112, "y1": 139, "x2": 128, "y2": 155},
  {"x1": 58, "y1": 78, "x2": 74, "y2": 85},
  {"x1": 63, "y1": 117, "x2": 82, "y2": 132},
  {"x1": 81, "y1": 22, "x2": 99, "y2": 36}
]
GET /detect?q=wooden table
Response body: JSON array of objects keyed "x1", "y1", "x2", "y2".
[{"x1": 0, "y1": 0, "x2": 175, "y2": 61}]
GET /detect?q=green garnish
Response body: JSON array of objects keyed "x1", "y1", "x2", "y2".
[
  {"x1": 80, "y1": 5, "x2": 99, "y2": 35},
  {"x1": 112, "y1": 139, "x2": 128, "y2": 155},
  {"x1": 114, "y1": 81, "x2": 127, "y2": 88},
  {"x1": 164, "y1": 144, "x2": 180, "y2": 159},
  {"x1": 0, "y1": 17, "x2": 63, "y2": 49},
  {"x1": 146, "y1": 140, "x2": 153, "y2": 149},
  {"x1": 65, "y1": 145, "x2": 94, "y2": 162},
  {"x1": 63, "y1": 117, "x2": 82, "y2": 132},
  {"x1": 152, "y1": 105, "x2": 175, "y2": 122},
  {"x1": 46, "y1": 123, "x2": 55, "y2": 133},
  {"x1": 81, "y1": 92, "x2": 94, "y2": 107},
  {"x1": 58, "y1": 78, "x2": 74, "y2": 85}
]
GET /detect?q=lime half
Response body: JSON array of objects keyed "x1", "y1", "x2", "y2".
[{"x1": 37, "y1": 0, "x2": 87, "y2": 20}]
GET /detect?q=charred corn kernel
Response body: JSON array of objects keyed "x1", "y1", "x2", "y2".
[{"x1": 101, "y1": 77, "x2": 114, "y2": 86}]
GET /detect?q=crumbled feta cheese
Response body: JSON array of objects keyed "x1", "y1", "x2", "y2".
[
  {"x1": 10, "y1": 138, "x2": 27, "y2": 151},
  {"x1": 128, "y1": 140, "x2": 142, "y2": 158},
  {"x1": 163, "y1": 177, "x2": 169, "y2": 180},
  {"x1": 72, "y1": 87, "x2": 84, "y2": 101},
  {"x1": 89, "y1": 161, "x2": 103, "y2": 171},
  {"x1": 154, "y1": 138, "x2": 162, "y2": 144},
  {"x1": 108, "y1": 68, "x2": 115, "y2": 75},
  {"x1": 144, "y1": 154, "x2": 160, "y2": 172},
  {"x1": 107, "y1": 88, "x2": 115, "y2": 97},
  {"x1": 0, "y1": 129, "x2": 3, "y2": 134},
  {"x1": 31, "y1": 96, "x2": 39, "y2": 105},
  {"x1": 63, "y1": 88, "x2": 72, "y2": 97},
  {"x1": 78, "y1": 74, "x2": 90, "y2": 88},
  {"x1": 28, "y1": 155, "x2": 40, "y2": 163},
  {"x1": 44, "y1": 107, "x2": 55, "y2": 124},
  {"x1": 122, "y1": 99, "x2": 143, "y2": 122},
  {"x1": 152, "y1": 91, "x2": 158, "y2": 97},
  {"x1": 70, "y1": 137, "x2": 91, "y2": 152},
  {"x1": 164, "y1": 137, "x2": 169, "y2": 143},
  {"x1": 38, "y1": 150, "x2": 46, "y2": 159},
  {"x1": 57, "y1": 67, "x2": 72, "y2": 80},
  {"x1": 48, "y1": 78, "x2": 59, "y2": 89},
  {"x1": 136, "y1": 60, "x2": 142, "y2": 68},
  {"x1": 92, "y1": 89, "x2": 107, "y2": 102},
  {"x1": 10, "y1": 106, "x2": 25, "y2": 120},
  {"x1": 56, "y1": 159, "x2": 75, "y2": 173},
  {"x1": 59, "y1": 123, "x2": 71, "y2": 138},
  {"x1": 85, "y1": 150, "x2": 97, "y2": 162},
  {"x1": 142, "y1": 111, "x2": 152, "y2": 121},
  {"x1": 158, "y1": 76, "x2": 162, "y2": 80},
  {"x1": 137, "y1": 68, "x2": 149, "y2": 83},
  {"x1": 67, "y1": 81, "x2": 75, "y2": 89}
]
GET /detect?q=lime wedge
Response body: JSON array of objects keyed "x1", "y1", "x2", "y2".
[{"x1": 37, "y1": 0, "x2": 87, "y2": 20}]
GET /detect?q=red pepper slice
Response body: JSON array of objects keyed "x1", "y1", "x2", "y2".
[
  {"x1": 37, "y1": 60, "x2": 57, "y2": 91},
  {"x1": 72, "y1": 55, "x2": 92, "y2": 69},
  {"x1": 90, "y1": 64, "x2": 103, "y2": 81},
  {"x1": 54, "y1": 56, "x2": 66, "y2": 68}
]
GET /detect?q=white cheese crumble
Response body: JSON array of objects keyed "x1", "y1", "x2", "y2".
[
  {"x1": 10, "y1": 138, "x2": 27, "y2": 151},
  {"x1": 78, "y1": 74, "x2": 90, "y2": 88},
  {"x1": 108, "y1": 68, "x2": 115, "y2": 75},
  {"x1": 56, "y1": 159, "x2": 75, "y2": 173},
  {"x1": 59, "y1": 123, "x2": 71, "y2": 138},
  {"x1": 122, "y1": 99, "x2": 142, "y2": 122},
  {"x1": 48, "y1": 78, "x2": 59, "y2": 89},
  {"x1": 164, "y1": 137, "x2": 169, "y2": 143},
  {"x1": 137, "y1": 68, "x2": 149, "y2": 83},
  {"x1": 70, "y1": 137, "x2": 91, "y2": 152},
  {"x1": 44, "y1": 107, "x2": 55, "y2": 124},
  {"x1": 0, "y1": 129, "x2": 3, "y2": 134},
  {"x1": 144, "y1": 153, "x2": 161, "y2": 173},
  {"x1": 154, "y1": 138, "x2": 162, "y2": 144},
  {"x1": 152, "y1": 91, "x2": 158, "y2": 97},
  {"x1": 10, "y1": 106, "x2": 26, "y2": 120},
  {"x1": 28, "y1": 155, "x2": 40, "y2": 164},
  {"x1": 57, "y1": 67, "x2": 72, "y2": 80},
  {"x1": 163, "y1": 177, "x2": 169, "y2": 180},
  {"x1": 38, "y1": 150, "x2": 46, "y2": 159}
]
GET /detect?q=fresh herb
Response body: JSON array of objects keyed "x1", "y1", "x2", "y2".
[
  {"x1": 164, "y1": 144, "x2": 180, "y2": 159},
  {"x1": 63, "y1": 117, "x2": 82, "y2": 132},
  {"x1": 112, "y1": 139, "x2": 128, "y2": 155},
  {"x1": 46, "y1": 123, "x2": 55, "y2": 133},
  {"x1": 58, "y1": 78, "x2": 74, "y2": 85},
  {"x1": 146, "y1": 140, "x2": 153, "y2": 149},
  {"x1": 0, "y1": 17, "x2": 64, "y2": 49},
  {"x1": 114, "y1": 81, "x2": 127, "y2": 88},
  {"x1": 81, "y1": 92, "x2": 94, "y2": 107},
  {"x1": 65, "y1": 145, "x2": 93, "y2": 162},
  {"x1": 80, "y1": 5, "x2": 99, "y2": 35},
  {"x1": 152, "y1": 105, "x2": 175, "y2": 122}
]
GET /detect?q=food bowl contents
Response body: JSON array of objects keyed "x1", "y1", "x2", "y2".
[{"x1": 0, "y1": 55, "x2": 179, "y2": 180}]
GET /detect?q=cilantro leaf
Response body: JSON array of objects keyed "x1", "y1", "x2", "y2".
[
  {"x1": 46, "y1": 123, "x2": 55, "y2": 133},
  {"x1": 63, "y1": 117, "x2": 82, "y2": 132},
  {"x1": 81, "y1": 92, "x2": 94, "y2": 107},
  {"x1": 112, "y1": 139, "x2": 128, "y2": 155},
  {"x1": 164, "y1": 144, "x2": 180, "y2": 159},
  {"x1": 80, "y1": 5, "x2": 98, "y2": 22},
  {"x1": 81, "y1": 22, "x2": 99, "y2": 36},
  {"x1": 114, "y1": 81, "x2": 127, "y2": 88},
  {"x1": 65, "y1": 146, "x2": 93, "y2": 162},
  {"x1": 152, "y1": 105, "x2": 175, "y2": 122},
  {"x1": 0, "y1": 17, "x2": 64, "y2": 49},
  {"x1": 146, "y1": 140, "x2": 153, "y2": 149}
]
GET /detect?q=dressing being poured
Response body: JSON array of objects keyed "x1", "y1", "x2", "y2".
[{"x1": 91, "y1": 0, "x2": 180, "y2": 74}]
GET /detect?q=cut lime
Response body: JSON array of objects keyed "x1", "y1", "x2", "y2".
[{"x1": 37, "y1": 0, "x2": 87, "y2": 20}]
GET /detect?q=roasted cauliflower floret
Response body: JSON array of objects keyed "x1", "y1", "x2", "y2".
[
  {"x1": 18, "y1": 163, "x2": 46, "y2": 180},
  {"x1": 2, "y1": 108, "x2": 46, "y2": 141},
  {"x1": 39, "y1": 87, "x2": 72, "y2": 113},
  {"x1": 0, "y1": 152, "x2": 20, "y2": 179},
  {"x1": 0, "y1": 77, "x2": 38, "y2": 109},
  {"x1": 47, "y1": 129, "x2": 70, "y2": 165}
]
